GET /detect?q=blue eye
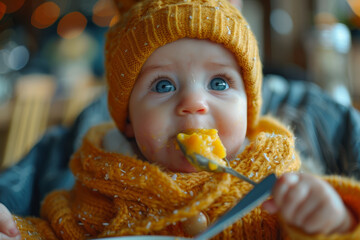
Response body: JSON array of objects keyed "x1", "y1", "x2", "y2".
[
  {"x1": 209, "y1": 77, "x2": 229, "y2": 91},
  {"x1": 152, "y1": 80, "x2": 176, "y2": 93}
]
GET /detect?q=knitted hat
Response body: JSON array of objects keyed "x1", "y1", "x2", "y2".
[{"x1": 106, "y1": 0, "x2": 262, "y2": 134}]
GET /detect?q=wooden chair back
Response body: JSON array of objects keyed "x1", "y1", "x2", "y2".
[{"x1": 1, "y1": 74, "x2": 55, "y2": 169}]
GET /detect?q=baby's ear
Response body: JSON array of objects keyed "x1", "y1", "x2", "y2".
[{"x1": 124, "y1": 120, "x2": 135, "y2": 138}]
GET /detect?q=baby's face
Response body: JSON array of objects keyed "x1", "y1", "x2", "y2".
[{"x1": 127, "y1": 38, "x2": 247, "y2": 172}]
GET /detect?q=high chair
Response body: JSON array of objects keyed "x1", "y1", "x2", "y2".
[{"x1": 1, "y1": 74, "x2": 55, "y2": 169}]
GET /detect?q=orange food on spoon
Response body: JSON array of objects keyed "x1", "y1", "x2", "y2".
[{"x1": 177, "y1": 129, "x2": 227, "y2": 170}]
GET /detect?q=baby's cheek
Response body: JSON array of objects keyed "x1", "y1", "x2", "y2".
[
  {"x1": 135, "y1": 137, "x2": 148, "y2": 156},
  {"x1": 134, "y1": 132, "x2": 155, "y2": 158},
  {"x1": 225, "y1": 138, "x2": 244, "y2": 159},
  {"x1": 136, "y1": 133, "x2": 168, "y2": 164},
  {"x1": 219, "y1": 120, "x2": 246, "y2": 159}
]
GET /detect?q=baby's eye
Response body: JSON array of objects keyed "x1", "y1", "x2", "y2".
[
  {"x1": 208, "y1": 77, "x2": 229, "y2": 91},
  {"x1": 151, "y1": 79, "x2": 176, "y2": 93}
]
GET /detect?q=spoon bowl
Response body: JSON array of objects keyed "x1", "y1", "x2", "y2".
[{"x1": 176, "y1": 139, "x2": 256, "y2": 185}]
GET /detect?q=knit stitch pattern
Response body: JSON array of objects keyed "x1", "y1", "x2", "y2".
[{"x1": 106, "y1": 0, "x2": 262, "y2": 133}]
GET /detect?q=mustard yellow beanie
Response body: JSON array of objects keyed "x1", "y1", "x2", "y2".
[{"x1": 106, "y1": 0, "x2": 262, "y2": 134}]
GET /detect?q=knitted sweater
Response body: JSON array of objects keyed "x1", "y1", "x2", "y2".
[{"x1": 15, "y1": 118, "x2": 360, "y2": 239}]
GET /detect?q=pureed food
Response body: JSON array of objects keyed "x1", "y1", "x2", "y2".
[{"x1": 177, "y1": 129, "x2": 227, "y2": 170}]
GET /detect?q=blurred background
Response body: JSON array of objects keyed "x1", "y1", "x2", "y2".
[{"x1": 0, "y1": 0, "x2": 359, "y2": 168}]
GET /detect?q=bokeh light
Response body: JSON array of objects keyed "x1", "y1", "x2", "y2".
[
  {"x1": 7, "y1": 45, "x2": 30, "y2": 70},
  {"x1": 92, "y1": 0, "x2": 117, "y2": 27},
  {"x1": 1, "y1": 0, "x2": 25, "y2": 13},
  {"x1": 57, "y1": 11, "x2": 87, "y2": 39},
  {"x1": 348, "y1": 0, "x2": 360, "y2": 17},
  {"x1": 0, "y1": 2, "x2": 6, "y2": 21},
  {"x1": 270, "y1": 9, "x2": 293, "y2": 35},
  {"x1": 31, "y1": 2, "x2": 60, "y2": 29}
]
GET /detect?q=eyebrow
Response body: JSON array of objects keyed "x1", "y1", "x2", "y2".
[
  {"x1": 138, "y1": 61, "x2": 238, "y2": 78},
  {"x1": 138, "y1": 63, "x2": 174, "y2": 78},
  {"x1": 204, "y1": 61, "x2": 235, "y2": 69}
]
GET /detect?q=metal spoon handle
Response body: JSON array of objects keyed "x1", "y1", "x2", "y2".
[
  {"x1": 194, "y1": 173, "x2": 277, "y2": 240},
  {"x1": 223, "y1": 166, "x2": 257, "y2": 185}
]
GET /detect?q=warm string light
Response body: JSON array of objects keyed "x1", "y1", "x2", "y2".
[
  {"x1": 92, "y1": 0, "x2": 118, "y2": 27},
  {"x1": 57, "y1": 11, "x2": 87, "y2": 39},
  {"x1": 31, "y1": 1, "x2": 60, "y2": 29},
  {"x1": 2, "y1": 0, "x2": 119, "y2": 38},
  {"x1": 1, "y1": 0, "x2": 25, "y2": 13},
  {"x1": 0, "y1": 1, "x2": 6, "y2": 21}
]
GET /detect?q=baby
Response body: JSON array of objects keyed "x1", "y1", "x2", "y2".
[
  {"x1": 1, "y1": 0, "x2": 360, "y2": 239},
  {"x1": 116, "y1": 36, "x2": 357, "y2": 233}
]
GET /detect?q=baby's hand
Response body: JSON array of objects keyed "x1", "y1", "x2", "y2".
[
  {"x1": 262, "y1": 173, "x2": 356, "y2": 235},
  {"x1": 0, "y1": 203, "x2": 20, "y2": 240}
]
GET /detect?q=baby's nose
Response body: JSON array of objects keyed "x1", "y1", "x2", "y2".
[{"x1": 176, "y1": 91, "x2": 209, "y2": 115}]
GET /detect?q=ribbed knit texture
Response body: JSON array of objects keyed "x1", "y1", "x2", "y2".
[
  {"x1": 106, "y1": 0, "x2": 262, "y2": 133},
  {"x1": 14, "y1": 117, "x2": 360, "y2": 239}
]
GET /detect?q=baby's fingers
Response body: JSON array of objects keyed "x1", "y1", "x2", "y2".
[
  {"x1": 262, "y1": 199, "x2": 278, "y2": 214},
  {"x1": 272, "y1": 173, "x2": 300, "y2": 208},
  {"x1": 278, "y1": 177, "x2": 312, "y2": 222},
  {"x1": 0, "y1": 204, "x2": 20, "y2": 238},
  {"x1": 292, "y1": 186, "x2": 323, "y2": 227},
  {"x1": 272, "y1": 173, "x2": 313, "y2": 224},
  {"x1": 263, "y1": 173, "x2": 306, "y2": 216},
  {"x1": 296, "y1": 188, "x2": 350, "y2": 234},
  {"x1": 300, "y1": 201, "x2": 341, "y2": 234}
]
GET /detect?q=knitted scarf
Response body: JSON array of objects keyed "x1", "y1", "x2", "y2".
[{"x1": 16, "y1": 117, "x2": 303, "y2": 239}]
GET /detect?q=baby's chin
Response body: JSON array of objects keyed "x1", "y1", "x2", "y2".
[
  {"x1": 143, "y1": 136, "x2": 200, "y2": 173},
  {"x1": 170, "y1": 155, "x2": 199, "y2": 173}
]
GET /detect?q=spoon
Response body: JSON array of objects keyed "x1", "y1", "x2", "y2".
[{"x1": 176, "y1": 139, "x2": 256, "y2": 185}]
